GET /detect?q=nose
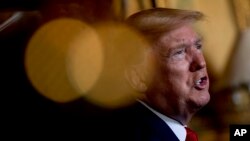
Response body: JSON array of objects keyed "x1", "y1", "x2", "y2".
[{"x1": 189, "y1": 50, "x2": 206, "y2": 72}]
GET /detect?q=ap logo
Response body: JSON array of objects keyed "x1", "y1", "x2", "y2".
[
  {"x1": 234, "y1": 129, "x2": 247, "y2": 136},
  {"x1": 230, "y1": 124, "x2": 249, "y2": 141}
]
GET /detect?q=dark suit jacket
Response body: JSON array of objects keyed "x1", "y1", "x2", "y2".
[
  {"x1": 100, "y1": 102, "x2": 180, "y2": 141},
  {"x1": 9, "y1": 101, "x2": 180, "y2": 140}
]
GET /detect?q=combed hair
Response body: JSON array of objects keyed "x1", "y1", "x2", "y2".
[{"x1": 125, "y1": 8, "x2": 204, "y2": 43}]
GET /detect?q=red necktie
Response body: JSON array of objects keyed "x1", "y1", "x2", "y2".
[{"x1": 185, "y1": 127, "x2": 198, "y2": 141}]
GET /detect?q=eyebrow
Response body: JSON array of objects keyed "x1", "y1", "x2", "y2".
[
  {"x1": 175, "y1": 36, "x2": 203, "y2": 48},
  {"x1": 195, "y1": 36, "x2": 203, "y2": 44},
  {"x1": 159, "y1": 35, "x2": 204, "y2": 57}
]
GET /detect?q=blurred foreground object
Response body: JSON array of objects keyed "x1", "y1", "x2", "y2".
[
  {"x1": 25, "y1": 19, "x2": 149, "y2": 108},
  {"x1": 68, "y1": 22, "x2": 149, "y2": 109},
  {"x1": 25, "y1": 18, "x2": 93, "y2": 103}
]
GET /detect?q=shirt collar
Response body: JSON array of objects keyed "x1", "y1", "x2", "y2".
[{"x1": 138, "y1": 100, "x2": 186, "y2": 141}]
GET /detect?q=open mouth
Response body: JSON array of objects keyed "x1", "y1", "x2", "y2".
[{"x1": 194, "y1": 76, "x2": 208, "y2": 90}]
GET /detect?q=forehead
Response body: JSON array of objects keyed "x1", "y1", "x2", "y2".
[{"x1": 158, "y1": 24, "x2": 201, "y2": 48}]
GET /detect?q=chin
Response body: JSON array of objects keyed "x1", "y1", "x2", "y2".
[
  {"x1": 196, "y1": 91, "x2": 210, "y2": 108},
  {"x1": 189, "y1": 91, "x2": 210, "y2": 111}
]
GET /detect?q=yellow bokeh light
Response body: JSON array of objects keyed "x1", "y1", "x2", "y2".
[
  {"x1": 66, "y1": 22, "x2": 103, "y2": 94},
  {"x1": 81, "y1": 22, "x2": 149, "y2": 109},
  {"x1": 25, "y1": 18, "x2": 149, "y2": 108},
  {"x1": 25, "y1": 18, "x2": 99, "y2": 103}
]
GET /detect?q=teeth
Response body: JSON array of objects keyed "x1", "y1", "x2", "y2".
[{"x1": 196, "y1": 79, "x2": 201, "y2": 85}]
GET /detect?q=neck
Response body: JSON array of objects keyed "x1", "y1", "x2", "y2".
[
  {"x1": 173, "y1": 114, "x2": 193, "y2": 125},
  {"x1": 141, "y1": 98, "x2": 195, "y2": 125}
]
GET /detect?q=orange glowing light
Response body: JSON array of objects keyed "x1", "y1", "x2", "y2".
[
  {"x1": 25, "y1": 18, "x2": 99, "y2": 103},
  {"x1": 79, "y1": 22, "x2": 150, "y2": 109}
]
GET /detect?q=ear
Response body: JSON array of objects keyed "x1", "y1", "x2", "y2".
[{"x1": 125, "y1": 66, "x2": 147, "y2": 93}]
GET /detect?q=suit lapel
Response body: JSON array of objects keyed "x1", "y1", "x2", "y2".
[{"x1": 131, "y1": 102, "x2": 180, "y2": 141}]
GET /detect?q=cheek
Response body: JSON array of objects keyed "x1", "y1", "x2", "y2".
[
  {"x1": 156, "y1": 64, "x2": 190, "y2": 94},
  {"x1": 152, "y1": 56, "x2": 192, "y2": 90},
  {"x1": 162, "y1": 63, "x2": 190, "y2": 83}
]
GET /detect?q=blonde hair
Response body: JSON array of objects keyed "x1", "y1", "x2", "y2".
[{"x1": 126, "y1": 8, "x2": 204, "y2": 43}]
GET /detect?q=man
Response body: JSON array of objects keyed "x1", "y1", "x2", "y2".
[{"x1": 107, "y1": 8, "x2": 210, "y2": 141}]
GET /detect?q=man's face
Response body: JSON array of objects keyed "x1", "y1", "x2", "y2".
[{"x1": 146, "y1": 24, "x2": 210, "y2": 116}]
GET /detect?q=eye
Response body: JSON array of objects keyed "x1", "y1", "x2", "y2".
[
  {"x1": 174, "y1": 48, "x2": 185, "y2": 56},
  {"x1": 195, "y1": 43, "x2": 203, "y2": 50}
]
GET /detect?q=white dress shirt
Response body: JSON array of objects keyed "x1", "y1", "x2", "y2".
[{"x1": 138, "y1": 100, "x2": 186, "y2": 141}]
